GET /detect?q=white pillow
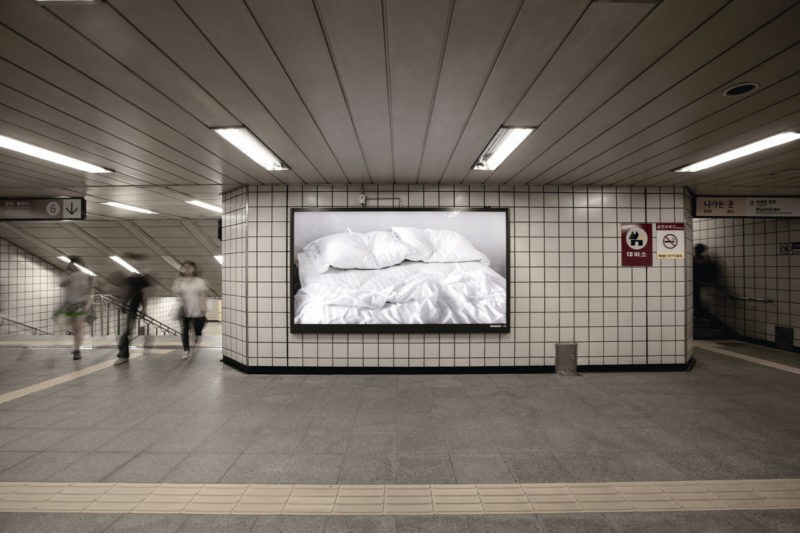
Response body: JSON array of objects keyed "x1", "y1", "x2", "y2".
[
  {"x1": 362, "y1": 231, "x2": 410, "y2": 269},
  {"x1": 390, "y1": 226, "x2": 434, "y2": 261},
  {"x1": 392, "y1": 226, "x2": 490, "y2": 265},
  {"x1": 302, "y1": 244, "x2": 331, "y2": 274},
  {"x1": 303, "y1": 231, "x2": 409, "y2": 271}
]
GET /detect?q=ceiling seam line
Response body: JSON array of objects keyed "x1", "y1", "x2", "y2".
[
  {"x1": 459, "y1": 0, "x2": 594, "y2": 186},
  {"x1": 533, "y1": 11, "x2": 800, "y2": 186},
  {"x1": 598, "y1": 92, "x2": 800, "y2": 187},
  {"x1": 430, "y1": 0, "x2": 524, "y2": 184},
  {"x1": 172, "y1": 0, "x2": 320, "y2": 186},
  {"x1": 414, "y1": 0, "x2": 455, "y2": 185},
  {"x1": 507, "y1": 0, "x2": 799, "y2": 186},
  {"x1": 560, "y1": 48, "x2": 800, "y2": 186},
  {"x1": 42, "y1": 8, "x2": 263, "y2": 187},
  {"x1": 0, "y1": 18, "x2": 256, "y2": 188},
  {"x1": 103, "y1": 1, "x2": 283, "y2": 186},
  {"x1": 0, "y1": 99, "x2": 201, "y2": 187},
  {"x1": 311, "y1": 0, "x2": 373, "y2": 184},
  {"x1": 0, "y1": 118, "x2": 160, "y2": 187},
  {"x1": 513, "y1": 6, "x2": 659, "y2": 185},
  {"x1": 243, "y1": 0, "x2": 350, "y2": 184},
  {"x1": 0, "y1": 60, "x2": 231, "y2": 188},
  {"x1": 383, "y1": 0, "x2": 396, "y2": 182}
]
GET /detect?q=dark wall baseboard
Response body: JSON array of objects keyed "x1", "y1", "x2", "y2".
[{"x1": 222, "y1": 356, "x2": 695, "y2": 374}]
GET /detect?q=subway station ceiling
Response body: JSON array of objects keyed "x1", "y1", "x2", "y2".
[{"x1": 1, "y1": 0, "x2": 799, "y2": 295}]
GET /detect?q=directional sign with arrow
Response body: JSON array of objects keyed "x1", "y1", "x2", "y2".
[{"x1": 0, "y1": 198, "x2": 86, "y2": 221}]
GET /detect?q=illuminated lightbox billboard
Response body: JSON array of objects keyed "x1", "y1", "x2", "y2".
[{"x1": 290, "y1": 208, "x2": 509, "y2": 334}]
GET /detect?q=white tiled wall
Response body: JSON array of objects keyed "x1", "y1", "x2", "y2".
[
  {"x1": 693, "y1": 217, "x2": 800, "y2": 347},
  {"x1": 222, "y1": 185, "x2": 692, "y2": 368},
  {"x1": 0, "y1": 237, "x2": 61, "y2": 335}
]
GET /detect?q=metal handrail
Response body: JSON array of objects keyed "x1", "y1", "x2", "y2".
[
  {"x1": 712, "y1": 283, "x2": 773, "y2": 303},
  {"x1": 0, "y1": 315, "x2": 52, "y2": 335},
  {"x1": 93, "y1": 293, "x2": 180, "y2": 336}
]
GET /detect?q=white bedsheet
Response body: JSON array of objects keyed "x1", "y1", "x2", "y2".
[{"x1": 294, "y1": 253, "x2": 507, "y2": 325}]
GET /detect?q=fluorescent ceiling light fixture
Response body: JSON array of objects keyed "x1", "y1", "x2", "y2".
[
  {"x1": 674, "y1": 131, "x2": 800, "y2": 172},
  {"x1": 214, "y1": 255, "x2": 224, "y2": 265},
  {"x1": 102, "y1": 201, "x2": 156, "y2": 214},
  {"x1": 110, "y1": 255, "x2": 139, "y2": 274},
  {"x1": 213, "y1": 127, "x2": 288, "y2": 171},
  {"x1": 473, "y1": 127, "x2": 535, "y2": 171},
  {"x1": 0, "y1": 134, "x2": 111, "y2": 173},
  {"x1": 57, "y1": 255, "x2": 96, "y2": 276},
  {"x1": 186, "y1": 199, "x2": 223, "y2": 213}
]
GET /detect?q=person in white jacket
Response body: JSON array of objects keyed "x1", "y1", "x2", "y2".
[
  {"x1": 57, "y1": 256, "x2": 92, "y2": 360},
  {"x1": 171, "y1": 261, "x2": 208, "y2": 359}
]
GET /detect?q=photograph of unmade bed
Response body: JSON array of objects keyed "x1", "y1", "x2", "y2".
[{"x1": 292, "y1": 209, "x2": 508, "y2": 332}]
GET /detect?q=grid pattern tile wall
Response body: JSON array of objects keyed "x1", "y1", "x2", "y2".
[
  {"x1": 221, "y1": 188, "x2": 249, "y2": 364},
  {"x1": 222, "y1": 186, "x2": 690, "y2": 368},
  {"x1": 693, "y1": 217, "x2": 800, "y2": 347},
  {"x1": 0, "y1": 237, "x2": 61, "y2": 335}
]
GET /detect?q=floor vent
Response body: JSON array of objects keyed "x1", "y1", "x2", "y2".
[{"x1": 555, "y1": 343, "x2": 578, "y2": 375}]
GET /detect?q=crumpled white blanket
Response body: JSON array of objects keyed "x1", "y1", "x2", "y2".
[{"x1": 294, "y1": 255, "x2": 507, "y2": 325}]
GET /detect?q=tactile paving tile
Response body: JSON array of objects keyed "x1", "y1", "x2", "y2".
[{"x1": 0, "y1": 480, "x2": 798, "y2": 516}]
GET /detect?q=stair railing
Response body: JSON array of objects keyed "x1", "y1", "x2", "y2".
[
  {"x1": 712, "y1": 282, "x2": 773, "y2": 303},
  {"x1": 0, "y1": 315, "x2": 53, "y2": 335},
  {"x1": 90, "y1": 293, "x2": 180, "y2": 337}
]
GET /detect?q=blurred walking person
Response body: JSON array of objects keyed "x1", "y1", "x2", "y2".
[
  {"x1": 172, "y1": 261, "x2": 208, "y2": 359},
  {"x1": 115, "y1": 253, "x2": 150, "y2": 365},
  {"x1": 56, "y1": 256, "x2": 92, "y2": 360}
]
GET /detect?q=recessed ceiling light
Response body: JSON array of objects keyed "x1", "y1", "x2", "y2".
[
  {"x1": 722, "y1": 82, "x2": 759, "y2": 97},
  {"x1": 473, "y1": 127, "x2": 535, "y2": 171},
  {"x1": 213, "y1": 127, "x2": 288, "y2": 171},
  {"x1": 214, "y1": 255, "x2": 224, "y2": 265},
  {"x1": 0, "y1": 134, "x2": 111, "y2": 173},
  {"x1": 674, "y1": 131, "x2": 800, "y2": 173},
  {"x1": 57, "y1": 255, "x2": 97, "y2": 276},
  {"x1": 102, "y1": 201, "x2": 157, "y2": 214},
  {"x1": 186, "y1": 199, "x2": 223, "y2": 213},
  {"x1": 110, "y1": 255, "x2": 139, "y2": 274}
]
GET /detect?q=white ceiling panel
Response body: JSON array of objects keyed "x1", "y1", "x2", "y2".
[{"x1": 316, "y1": 0, "x2": 394, "y2": 181}]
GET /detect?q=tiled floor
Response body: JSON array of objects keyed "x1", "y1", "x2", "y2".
[{"x1": 0, "y1": 336, "x2": 798, "y2": 531}]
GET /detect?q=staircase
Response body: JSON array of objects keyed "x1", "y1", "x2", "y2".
[{"x1": 89, "y1": 293, "x2": 180, "y2": 337}]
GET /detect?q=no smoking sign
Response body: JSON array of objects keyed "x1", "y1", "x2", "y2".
[{"x1": 655, "y1": 223, "x2": 684, "y2": 259}]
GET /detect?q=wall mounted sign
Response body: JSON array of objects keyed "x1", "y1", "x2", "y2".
[
  {"x1": 696, "y1": 196, "x2": 800, "y2": 217},
  {"x1": 0, "y1": 197, "x2": 85, "y2": 220},
  {"x1": 621, "y1": 223, "x2": 652, "y2": 266},
  {"x1": 655, "y1": 223, "x2": 685, "y2": 259},
  {"x1": 779, "y1": 242, "x2": 800, "y2": 255}
]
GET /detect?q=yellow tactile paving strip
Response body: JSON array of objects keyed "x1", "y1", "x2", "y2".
[{"x1": 0, "y1": 480, "x2": 798, "y2": 515}]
